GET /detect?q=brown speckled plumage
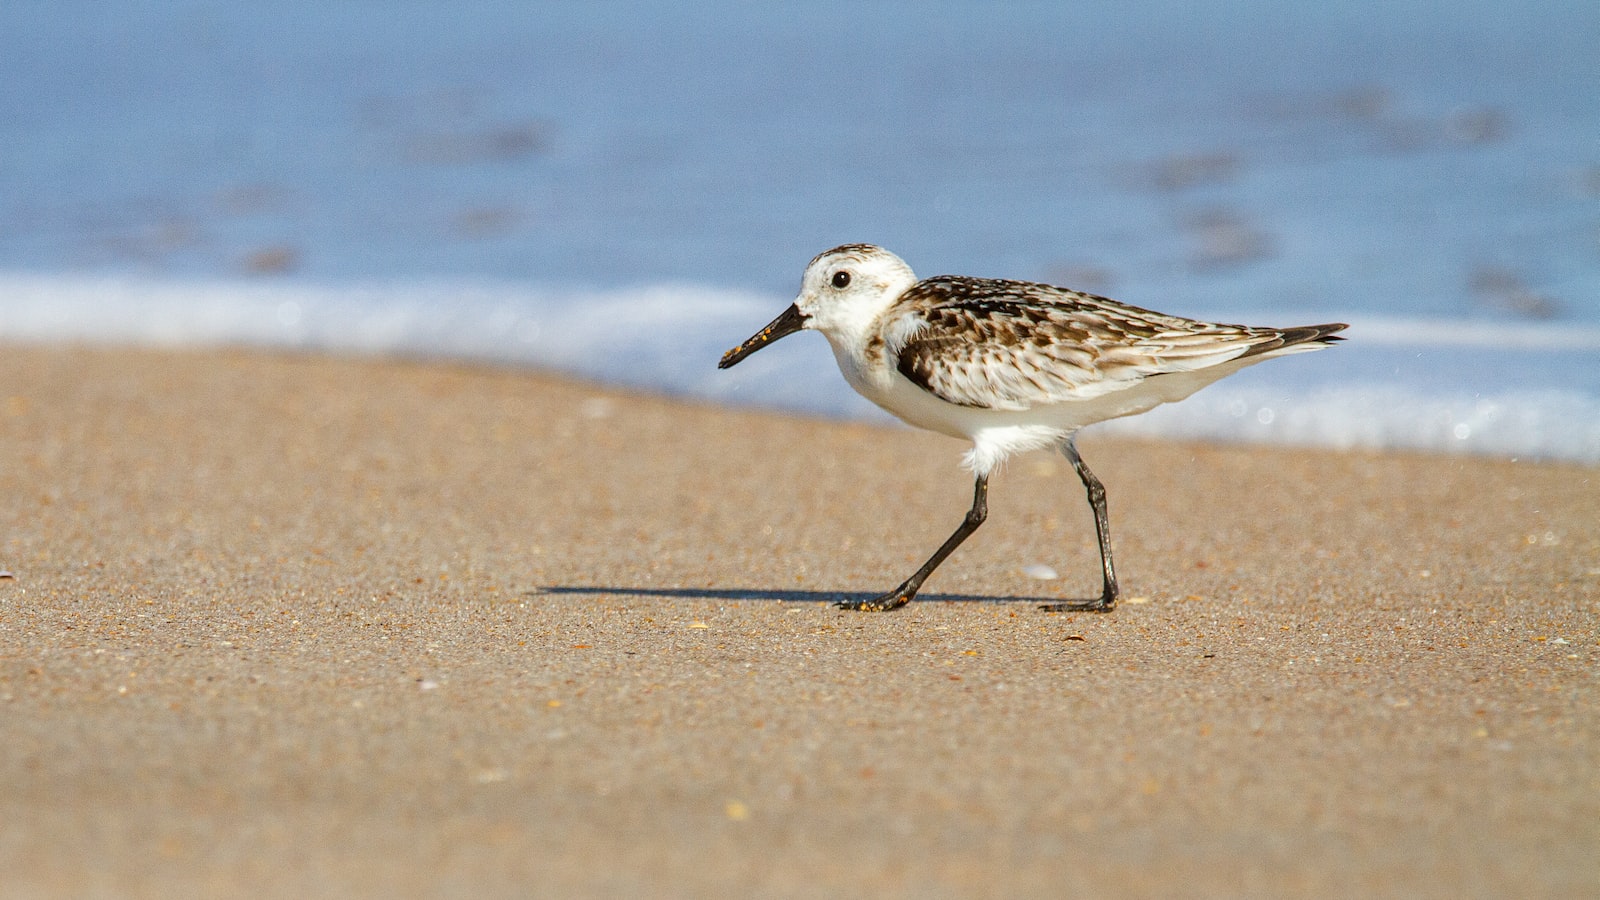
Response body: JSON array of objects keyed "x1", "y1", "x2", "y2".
[{"x1": 887, "y1": 275, "x2": 1344, "y2": 410}]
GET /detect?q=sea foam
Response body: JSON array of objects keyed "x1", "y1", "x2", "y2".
[{"x1": 4, "y1": 273, "x2": 1596, "y2": 463}]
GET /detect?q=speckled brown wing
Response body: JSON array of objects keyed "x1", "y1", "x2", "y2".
[{"x1": 889, "y1": 277, "x2": 1339, "y2": 411}]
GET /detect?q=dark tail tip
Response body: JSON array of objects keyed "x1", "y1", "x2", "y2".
[
  {"x1": 1281, "y1": 322, "x2": 1349, "y2": 348},
  {"x1": 1235, "y1": 322, "x2": 1348, "y2": 361}
]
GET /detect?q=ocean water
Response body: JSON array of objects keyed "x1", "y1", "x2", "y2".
[{"x1": 3, "y1": 2, "x2": 1598, "y2": 461}]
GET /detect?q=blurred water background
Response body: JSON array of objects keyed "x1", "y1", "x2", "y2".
[{"x1": 3, "y1": 1, "x2": 1597, "y2": 460}]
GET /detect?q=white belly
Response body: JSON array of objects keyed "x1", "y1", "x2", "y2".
[{"x1": 827, "y1": 333, "x2": 1268, "y2": 473}]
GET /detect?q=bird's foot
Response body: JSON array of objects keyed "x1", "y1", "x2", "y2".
[
  {"x1": 835, "y1": 590, "x2": 914, "y2": 612},
  {"x1": 1039, "y1": 593, "x2": 1117, "y2": 613}
]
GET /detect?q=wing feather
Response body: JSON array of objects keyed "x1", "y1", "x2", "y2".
[{"x1": 889, "y1": 277, "x2": 1343, "y2": 410}]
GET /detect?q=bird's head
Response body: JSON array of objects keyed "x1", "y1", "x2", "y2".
[{"x1": 718, "y1": 244, "x2": 917, "y2": 368}]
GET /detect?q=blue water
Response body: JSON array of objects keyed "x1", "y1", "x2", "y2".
[{"x1": 3, "y1": 2, "x2": 1598, "y2": 461}]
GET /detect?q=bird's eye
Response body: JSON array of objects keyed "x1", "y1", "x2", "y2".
[{"x1": 831, "y1": 270, "x2": 851, "y2": 289}]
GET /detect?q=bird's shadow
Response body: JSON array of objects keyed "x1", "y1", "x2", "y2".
[{"x1": 534, "y1": 585, "x2": 1095, "y2": 607}]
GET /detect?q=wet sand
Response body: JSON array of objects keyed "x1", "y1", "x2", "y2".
[{"x1": 2, "y1": 345, "x2": 1596, "y2": 897}]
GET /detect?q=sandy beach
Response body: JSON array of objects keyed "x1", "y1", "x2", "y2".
[{"x1": 1, "y1": 344, "x2": 1595, "y2": 898}]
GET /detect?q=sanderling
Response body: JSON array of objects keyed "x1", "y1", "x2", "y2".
[{"x1": 719, "y1": 244, "x2": 1346, "y2": 612}]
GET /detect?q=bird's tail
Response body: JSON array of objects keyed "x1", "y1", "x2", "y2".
[{"x1": 1238, "y1": 322, "x2": 1348, "y2": 360}]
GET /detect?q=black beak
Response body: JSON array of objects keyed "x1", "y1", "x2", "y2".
[{"x1": 717, "y1": 303, "x2": 809, "y2": 369}]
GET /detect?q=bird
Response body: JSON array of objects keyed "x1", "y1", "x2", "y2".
[{"x1": 718, "y1": 244, "x2": 1346, "y2": 612}]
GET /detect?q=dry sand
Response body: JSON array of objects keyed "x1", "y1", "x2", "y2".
[{"x1": 1, "y1": 344, "x2": 1596, "y2": 898}]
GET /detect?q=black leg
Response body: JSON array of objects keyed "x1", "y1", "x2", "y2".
[
  {"x1": 837, "y1": 473, "x2": 989, "y2": 611},
  {"x1": 1040, "y1": 437, "x2": 1119, "y2": 612}
]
